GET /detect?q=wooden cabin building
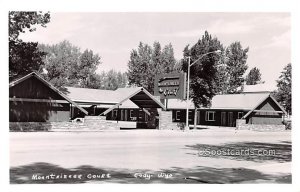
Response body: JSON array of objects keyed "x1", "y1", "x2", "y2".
[
  {"x1": 9, "y1": 72, "x2": 87, "y2": 122},
  {"x1": 167, "y1": 93, "x2": 287, "y2": 127}
]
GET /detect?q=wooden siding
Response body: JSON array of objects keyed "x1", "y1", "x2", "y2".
[
  {"x1": 249, "y1": 116, "x2": 282, "y2": 124},
  {"x1": 257, "y1": 97, "x2": 282, "y2": 111},
  {"x1": 9, "y1": 76, "x2": 65, "y2": 100},
  {"x1": 197, "y1": 110, "x2": 246, "y2": 127},
  {"x1": 107, "y1": 108, "x2": 139, "y2": 121},
  {"x1": 171, "y1": 109, "x2": 195, "y2": 124},
  {"x1": 81, "y1": 106, "x2": 107, "y2": 116},
  {"x1": 9, "y1": 76, "x2": 71, "y2": 122},
  {"x1": 246, "y1": 97, "x2": 283, "y2": 125},
  {"x1": 10, "y1": 101, "x2": 70, "y2": 122},
  {"x1": 170, "y1": 97, "x2": 284, "y2": 127},
  {"x1": 71, "y1": 107, "x2": 86, "y2": 119},
  {"x1": 171, "y1": 109, "x2": 246, "y2": 127}
]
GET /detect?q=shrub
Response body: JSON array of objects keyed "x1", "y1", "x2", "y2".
[
  {"x1": 283, "y1": 120, "x2": 292, "y2": 130},
  {"x1": 177, "y1": 122, "x2": 185, "y2": 130}
]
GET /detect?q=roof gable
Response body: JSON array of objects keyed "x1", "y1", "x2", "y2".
[
  {"x1": 9, "y1": 72, "x2": 88, "y2": 115},
  {"x1": 243, "y1": 94, "x2": 287, "y2": 118},
  {"x1": 10, "y1": 74, "x2": 65, "y2": 100},
  {"x1": 256, "y1": 97, "x2": 282, "y2": 111},
  {"x1": 101, "y1": 87, "x2": 166, "y2": 115},
  {"x1": 65, "y1": 86, "x2": 164, "y2": 110}
]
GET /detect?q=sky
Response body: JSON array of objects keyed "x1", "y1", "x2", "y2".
[{"x1": 19, "y1": 12, "x2": 290, "y2": 88}]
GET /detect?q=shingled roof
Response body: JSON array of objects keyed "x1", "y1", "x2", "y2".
[
  {"x1": 166, "y1": 99, "x2": 195, "y2": 109},
  {"x1": 166, "y1": 93, "x2": 273, "y2": 110},
  {"x1": 66, "y1": 87, "x2": 119, "y2": 104},
  {"x1": 65, "y1": 87, "x2": 166, "y2": 110},
  {"x1": 211, "y1": 93, "x2": 270, "y2": 110}
]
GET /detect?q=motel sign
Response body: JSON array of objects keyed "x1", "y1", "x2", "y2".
[{"x1": 154, "y1": 72, "x2": 186, "y2": 99}]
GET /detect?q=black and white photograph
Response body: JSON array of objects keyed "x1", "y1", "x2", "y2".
[{"x1": 2, "y1": 0, "x2": 299, "y2": 191}]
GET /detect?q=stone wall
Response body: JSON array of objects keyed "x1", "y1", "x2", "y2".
[
  {"x1": 236, "y1": 119, "x2": 247, "y2": 129},
  {"x1": 236, "y1": 119, "x2": 286, "y2": 131},
  {"x1": 9, "y1": 116, "x2": 121, "y2": 132},
  {"x1": 159, "y1": 111, "x2": 183, "y2": 130},
  {"x1": 83, "y1": 116, "x2": 120, "y2": 130},
  {"x1": 10, "y1": 122, "x2": 53, "y2": 131}
]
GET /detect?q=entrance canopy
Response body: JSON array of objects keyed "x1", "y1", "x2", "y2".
[{"x1": 101, "y1": 87, "x2": 166, "y2": 115}]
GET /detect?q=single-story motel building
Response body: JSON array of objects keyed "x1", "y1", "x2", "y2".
[{"x1": 9, "y1": 72, "x2": 287, "y2": 131}]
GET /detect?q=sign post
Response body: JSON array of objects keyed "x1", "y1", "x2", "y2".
[{"x1": 185, "y1": 57, "x2": 191, "y2": 131}]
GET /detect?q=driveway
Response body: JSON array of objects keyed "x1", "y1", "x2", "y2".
[{"x1": 10, "y1": 129, "x2": 291, "y2": 183}]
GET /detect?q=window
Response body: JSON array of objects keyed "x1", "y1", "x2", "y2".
[
  {"x1": 120, "y1": 110, "x2": 124, "y2": 121},
  {"x1": 176, "y1": 111, "x2": 181, "y2": 120},
  {"x1": 238, "y1": 112, "x2": 244, "y2": 119},
  {"x1": 189, "y1": 111, "x2": 193, "y2": 121},
  {"x1": 124, "y1": 110, "x2": 128, "y2": 121},
  {"x1": 221, "y1": 112, "x2": 226, "y2": 126},
  {"x1": 130, "y1": 110, "x2": 134, "y2": 118},
  {"x1": 113, "y1": 110, "x2": 118, "y2": 120},
  {"x1": 138, "y1": 109, "x2": 143, "y2": 120},
  {"x1": 228, "y1": 112, "x2": 233, "y2": 126},
  {"x1": 145, "y1": 112, "x2": 148, "y2": 121},
  {"x1": 206, "y1": 111, "x2": 215, "y2": 121}
]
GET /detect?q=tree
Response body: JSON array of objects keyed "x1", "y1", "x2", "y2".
[
  {"x1": 246, "y1": 67, "x2": 262, "y2": 85},
  {"x1": 147, "y1": 42, "x2": 161, "y2": 92},
  {"x1": 181, "y1": 31, "x2": 223, "y2": 108},
  {"x1": 77, "y1": 49, "x2": 101, "y2": 88},
  {"x1": 127, "y1": 41, "x2": 176, "y2": 93},
  {"x1": 274, "y1": 63, "x2": 292, "y2": 114},
  {"x1": 214, "y1": 52, "x2": 228, "y2": 94},
  {"x1": 9, "y1": 11, "x2": 50, "y2": 81},
  {"x1": 9, "y1": 11, "x2": 50, "y2": 42},
  {"x1": 38, "y1": 41, "x2": 82, "y2": 89},
  {"x1": 38, "y1": 41, "x2": 101, "y2": 89},
  {"x1": 117, "y1": 71, "x2": 128, "y2": 88},
  {"x1": 128, "y1": 42, "x2": 152, "y2": 91},
  {"x1": 85, "y1": 73, "x2": 102, "y2": 89},
  {"x1": 96, "y1": 71, "x2": 108, "y2": 89},
  {"x1": 106, "y1": 70, "x2": 119, "y2": 90},
  {"x1": 161, "y1": 43, "x2": 176, "y2": 73},
  {"x1": 216, "y1": 42, "x2": 249, "y2": 94},
  {"x1": 93, "y1": 70, "x2": 128, "y2": 90},
  {"x1": 9, "y1": 41, "x2": 46, "y2": 80}
]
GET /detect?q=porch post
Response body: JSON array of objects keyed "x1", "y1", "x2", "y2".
[
  {"x1": 117, "y1": 106, "x2": 119, "y2": 123},
  {"x1": 193, "y1": 107, "x2": 198, "y2": 129}
]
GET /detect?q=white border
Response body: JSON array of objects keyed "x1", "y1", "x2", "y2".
[{"x1": 1, "y1": 0, "x2": 299, "y2": 192}]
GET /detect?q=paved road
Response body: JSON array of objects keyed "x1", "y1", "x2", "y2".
[{"x1": 10, "y1": 129, "x2": 291, "y2": 183}]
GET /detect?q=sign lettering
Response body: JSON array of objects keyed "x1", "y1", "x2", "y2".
[{"x1": 154, "y1": 72, "x2": 186, "y2": 99}]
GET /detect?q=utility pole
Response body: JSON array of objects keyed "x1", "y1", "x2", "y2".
[{"x1": 184, "y1": 50, "x2": 221, "y2": 131}]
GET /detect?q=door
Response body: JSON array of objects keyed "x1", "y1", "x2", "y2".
[
  {"x1": 124, "y1": 110, "x2": 128, "y2": 121},
  {"x1": 221, "y1": 112, "x2": 226, "y2": 126},
  {"x1": 228, "y1": 112, "x2": 233, "y2": 127},
  {"x1": 137, "y1": 109, "x2": 147, "y2": 128},
  {"x1": 120, "y1": 110, "x2": 124, "y2": 121}
]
